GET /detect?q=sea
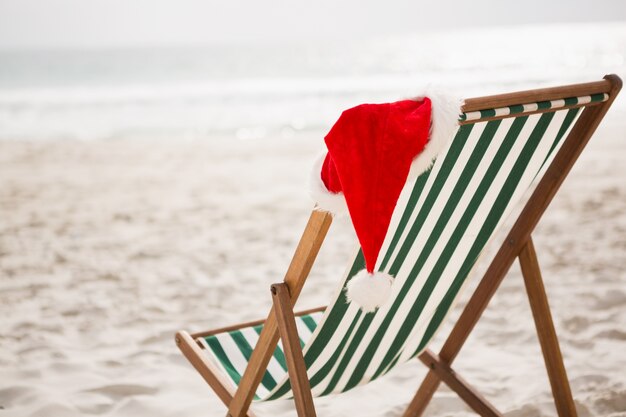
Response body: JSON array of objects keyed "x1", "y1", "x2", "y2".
[{"x1": 0, "y1": 23, "x2": 624, "y2": 141}]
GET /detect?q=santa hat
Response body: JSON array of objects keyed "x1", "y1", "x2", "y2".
[{"x1": 309, "y1": 91, "x2": 461, "y2": 312}]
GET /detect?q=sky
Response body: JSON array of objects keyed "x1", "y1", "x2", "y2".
[{"x1": 1, "y1": 0, "x2": 626, "y2": 49}]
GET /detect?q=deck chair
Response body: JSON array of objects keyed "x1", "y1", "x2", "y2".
[{"x1": 176, "y1": 75, "x2": 622, "y2": 417}]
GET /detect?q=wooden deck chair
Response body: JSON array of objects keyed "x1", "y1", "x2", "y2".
[{"x1": 176, "y1": 75, "x2": 622, "y2": 417}]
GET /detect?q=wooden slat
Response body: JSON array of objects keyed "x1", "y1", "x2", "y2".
[
  {"x1": 175, "y1": 331, "x2": 258, "y2": 417},
  {"x1": 462, "y1": 79, "x2": 612, "y2": 113},
  {"x1": 272, "y1": 283, "x2": 317, "y2": 417},
  {"x1": 418, "y1": 350, "x2": 503, "y2": 417},
  {"x1": 519, "y1": 238, "x2": 578, "y2": 417},
  {"x1": 404, "y1": 74, "x2": 622, "y2": 416},
  {"x1": 228, "y1": 209, "x2": 332, "y2": 417},
  {"x1": 190, "y1": 306, "x2": 327, "y2": 339}
]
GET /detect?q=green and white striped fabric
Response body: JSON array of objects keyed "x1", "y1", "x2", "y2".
[
  {"x1": 459, "y1": 93, "x2": 607, "y2": 121},
  {"x1": 198, "y1": 102, "x2": 585, "y2": 401},
  {"x1": 198, "y1": 312, "x2": 324, "y2": 400}
]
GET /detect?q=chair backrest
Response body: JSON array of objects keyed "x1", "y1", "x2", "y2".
[{"x1": 258, "y1": 84, "x2": 614, "y2": 401}]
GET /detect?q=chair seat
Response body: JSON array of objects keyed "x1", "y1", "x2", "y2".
[{"x1": 197, "y1": 312, "x2": 324, "y2": 401}]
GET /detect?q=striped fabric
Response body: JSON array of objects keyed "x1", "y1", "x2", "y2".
[
  {"x1": 198, "y1": 101, "x2": 586, "y2": 401},
  {"x1": 198, "y1": 312, "x2": 324, "y2": 400},
  {"x1": 459, "y1": 93, "x2": 607, "y2": 121}
]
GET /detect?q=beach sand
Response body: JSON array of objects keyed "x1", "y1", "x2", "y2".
[{"x1": 1, "y1": 109, "x2": 625, "y2": 416}]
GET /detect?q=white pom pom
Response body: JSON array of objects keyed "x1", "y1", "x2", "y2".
[
  {"x1": 346, "y1": 269, "x2": 393, "y2": 313},
  {"x1": 308, "y1": 151, "x2": 348, "y2": 216}
]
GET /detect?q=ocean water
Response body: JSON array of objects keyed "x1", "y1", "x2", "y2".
[{"x1": 0, "y1": 23, "x2": 624, "y2": 141}]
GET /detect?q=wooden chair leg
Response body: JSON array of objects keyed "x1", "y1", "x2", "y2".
[
  {"x1": 402, "y1": 368, "x2": 440, "y2": 417},
  {"x1": 402, "y1": 259, "x2": 511, "y2": 417},
  {"x1": 417, "y1": 350, "x2": 503, "y2": 417},
  {"x1": 175, "y1": 331, "x2": 258, "y2": 417},
  {"x1": 404, "y1": 237, "x2": 578, "y2": 417},
  {"x1": 228, "y1": 210, "x2": 331, "y2": 417},
  {"x1": 519, "y1": 237, "x2": 578, "y2": 417},
  {"x1": 272, "y1": 283, "x2": 317, "y2": 417}
]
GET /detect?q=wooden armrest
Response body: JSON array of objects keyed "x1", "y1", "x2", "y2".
[{"x1": 190, "y1": 305, "x2": 327, "y2": 339}]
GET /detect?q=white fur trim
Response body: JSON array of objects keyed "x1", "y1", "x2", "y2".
[
  {"x1": 308, "y1": 151, "x2": 348, "y2": 216},
  {"x1": 408, "y1": 89, "x2": 463, "y2": 181},
  {"x1": 346, "y1": 269, "x2": 393, "y2": 313}
]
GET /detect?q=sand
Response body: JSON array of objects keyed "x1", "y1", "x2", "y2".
[{"x1": 1, "y1": 110, "x2": 625, "y2": 416}]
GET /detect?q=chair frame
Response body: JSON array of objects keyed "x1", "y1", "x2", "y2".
[{"x1": 176, "y1": 74, "x2": 622, "y2": 417}]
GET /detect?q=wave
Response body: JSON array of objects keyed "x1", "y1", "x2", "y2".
[{"x1": 0, "y1": 23, "x2": 624, "y2": 140}]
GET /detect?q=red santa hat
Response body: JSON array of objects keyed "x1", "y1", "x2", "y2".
[{"x1": 309, "y1": 91, "x2": 461, "y2": 312}]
